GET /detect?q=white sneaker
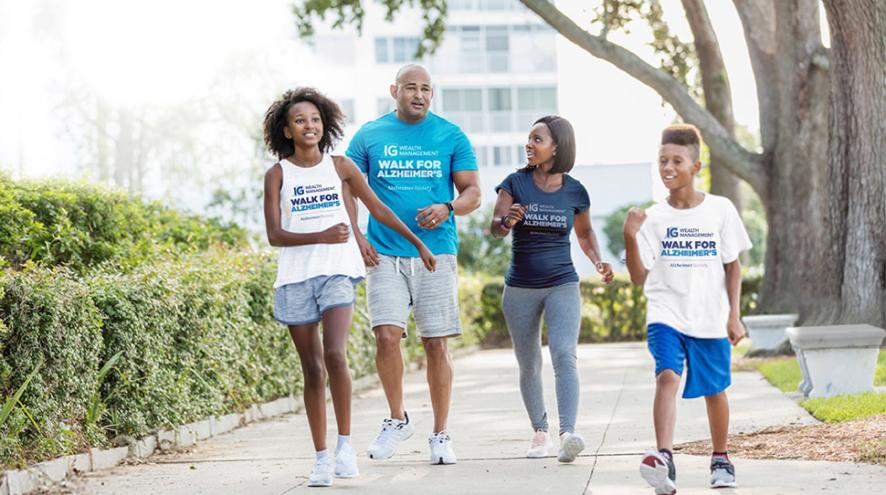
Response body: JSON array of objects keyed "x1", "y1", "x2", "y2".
[
  {"x1": 639, "y1": 450, "x2": 676, "y2": 495},
  {"x1": 307, "y1": 456, "x2": 334, "y2": 487},
  {"x1": 367, "y1": 415, "x2": 414, "y2": 460},
  {"x1": 526, "y1": 430, "x2": 552, "y2": 458},
  {"x1": 557, "y1": 432, "x2": 585, "y2": 463},
  {"x1": 334, "y1": 442, "x2": 359, "y2": 478},
  {"x1": 429, "y1": 431, "x2": 457, "y2": 465},
  {"x1": 710, "y1": 456, "x2": 737, "y2": 488}
]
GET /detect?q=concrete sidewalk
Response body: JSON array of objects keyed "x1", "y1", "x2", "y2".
[{"x1": 64, "y1": 343, "x2": 885, "y2": 494}]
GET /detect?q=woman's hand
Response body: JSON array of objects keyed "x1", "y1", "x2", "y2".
[{"x1": 504, "y1": 203, "x2": 528, "y2": 228}]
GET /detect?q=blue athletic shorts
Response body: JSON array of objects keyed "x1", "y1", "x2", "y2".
[{"x1": 646, "y1": 323, "x2": 731, "y2": 399}]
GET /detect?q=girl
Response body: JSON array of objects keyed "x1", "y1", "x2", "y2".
[
  {"x1": 262, "y1": 88, "x2": 435, "y2": 487},
  {"x1": 490, "y1": 115, "x2": 613, "y2": 463}
]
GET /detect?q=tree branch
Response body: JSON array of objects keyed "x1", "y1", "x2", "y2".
[
  {"x1": 519, "y1": 0, "x2": 766, "y2": 191},
  {"x1": 732, "y1": 0, "x2": 779, "y2": 155}
]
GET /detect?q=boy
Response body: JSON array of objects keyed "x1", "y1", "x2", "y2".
[{"x1": 623, "y1": 124, "x2": 752, "y2": 494}]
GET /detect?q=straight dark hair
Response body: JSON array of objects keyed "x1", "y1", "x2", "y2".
[{"x1": 518, "y1": 115, "x2": 577, "y2": 174}]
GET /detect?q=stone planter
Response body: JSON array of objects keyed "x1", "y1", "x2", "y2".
[
  {"x1": 743, "y1": 314, "x2": 798, "y2": 351},
  {"x1": 786, "y1": 324, "x2": 886, "y2": 398}
]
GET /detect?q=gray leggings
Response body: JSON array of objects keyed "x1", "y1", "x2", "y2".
[{"x1": 502, "y1": 282, "x2": 581, "y2": 434}]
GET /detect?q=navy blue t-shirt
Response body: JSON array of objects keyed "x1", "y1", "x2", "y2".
[{"x1": 495, "y1": 170, "x2": 590, "y2": 288}]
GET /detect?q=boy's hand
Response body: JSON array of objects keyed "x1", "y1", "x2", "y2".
[
  {"x1": 418, "y1": 246, "x2": 436, "y2": 272},
  {"x1": 727, "y1": 315, "x2": 746, "y2": 346},
  {"x1": 595, "y1": 261, "x2": 614, "y2": 284},
  {"x1": 623, "y1": 207, "x2": 647, "y2": 237},
  {"x1": 320, "y1": 223, "x2": 350, "y2": 244}
]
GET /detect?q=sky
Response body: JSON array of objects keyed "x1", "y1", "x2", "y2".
[{"x1": 0, "y1": 0, "x2": 820, "y2": 214}]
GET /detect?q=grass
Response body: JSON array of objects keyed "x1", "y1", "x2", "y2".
[
  {"x1": 802, "y1": 393, "x2": 886, "y2": 423},
  {"x1": 753, "y1": 350, "x2": 886, "y2": 422}
]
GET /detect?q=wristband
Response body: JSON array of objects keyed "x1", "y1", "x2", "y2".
[
  {"x1": 445, "y1": 201, "x2": 454, "y2": 213},
  {"x1": 500, "y1": 215, "x2": 512, "y2": 230}
]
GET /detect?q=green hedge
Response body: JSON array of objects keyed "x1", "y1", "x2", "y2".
[
  {"x1": 0, "y1": 251, "x2": 484, "y2": 469},
  {"x1": 0, "y1": 175, "x2": 246, "y2": 272},
  {"x1": 473, "y1": 276, "x2": 763, "y2": 346}
]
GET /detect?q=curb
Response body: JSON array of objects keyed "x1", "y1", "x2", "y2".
[{"x1": 0, "y1": 345, "x2": 479, "y2": 495}]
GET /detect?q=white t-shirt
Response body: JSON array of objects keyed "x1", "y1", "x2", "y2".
[{"x1": 637, "y1": 194, "x2": 752, "y2": 338}]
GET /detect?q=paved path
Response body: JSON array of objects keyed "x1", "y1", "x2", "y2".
[{"x1": 64, "y1": 343, "x2": 886, "y2": 494}]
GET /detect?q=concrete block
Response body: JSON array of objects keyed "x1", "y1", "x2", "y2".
[
  {"x1": 191, "y1": 419, "x2": 212, "y2": 441},
  {"x1": 3, "y1": 470, "x2": 35, "y2": 495},
  {"x1": 177, "y1": 424, "x2": 196, "y2": 447},
  {"x1": 787, "y1": 324, "x2": 886, "y2": 398},
  {"x1": 90, "y1": 446, "x2": 129, "y2": 471},
  {"x1": 214, "y1": 413, "x2": 240, "y2": 435},
  {"x1": 128, "y1": 435, "x2": 157, "y2": 458},
  {"x1": 71, "y1": 453, "x2": 91, "y2": 473},
  {"x1": 157, "y1": 428, "x2": 176, "y2": 450},
  {"x1": 744, "y1": 314, "x2": 798, "y2": 351},
  {"x1": 33, "y1": 456, "x2": 69, "y2": 483}
]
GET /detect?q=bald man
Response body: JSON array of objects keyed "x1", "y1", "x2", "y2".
[{"x1": 345, "y1": 64, "x2": 481, "y2": 465}]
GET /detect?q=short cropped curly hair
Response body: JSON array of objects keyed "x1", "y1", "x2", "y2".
[
  {"x1": 262, "y1": 88, "x2": 345, "y2": 159},
  {"x1": 661, "y1": 124, "x2": 702, "y2": 162}
]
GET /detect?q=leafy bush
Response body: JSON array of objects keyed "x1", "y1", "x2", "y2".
[
  {"x1": 0, "y1": 175, "x2": 246, "y2": 272},
  {"x1": 0, "y1": 251, "x2": 487, "y2": 468}
]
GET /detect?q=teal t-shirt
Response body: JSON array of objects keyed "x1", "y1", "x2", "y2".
[{"x1": 346, "y1": 111, "x2": 477, "y2": 256}]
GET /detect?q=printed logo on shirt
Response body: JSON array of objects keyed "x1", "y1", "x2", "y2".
[
  {"x1": 659, "y1": 226, "x2": 717, "y2": 267},
  {"x1": 376, "y1": 144, "x2": 444, "y2": 180},
  {"x1": 290, "y1": 183, "x2": 341, "y2": 214},
  {"x1": 522, "y1": 202, "x2": 568, "y2": 235}
]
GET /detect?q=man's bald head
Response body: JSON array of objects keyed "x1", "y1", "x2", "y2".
[
  {"x1": 394, "y1": 64, "x2": 432, "y2": 87},
  {"x1": 389, "y1": 64, "x2": 433, "y2": 123}
]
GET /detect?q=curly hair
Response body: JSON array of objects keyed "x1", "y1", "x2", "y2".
[
  {"x1": 661, "y1": 124, "x2": 702, "y2": 162},
  {"x1": 262, "y1": 87, "x2": 345, "y2": 159}
]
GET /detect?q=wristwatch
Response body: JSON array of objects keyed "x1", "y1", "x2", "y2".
[
  {"x1": 500, "y1": 215, "x2": 513, "y2": 230},
  {"x1": 445, "y1": 201, "x2": 454, "y2": 213}
]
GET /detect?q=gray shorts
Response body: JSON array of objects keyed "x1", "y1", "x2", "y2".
[
  {"x1": 274, "y1": 275, "x2": 359, "y2": 326},
  {"x1": 366, "y1": 254, "x2": 462, "y2": 338}
]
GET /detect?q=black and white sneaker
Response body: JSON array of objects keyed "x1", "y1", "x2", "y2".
[
  {"x1": 639, "y1": 449, "x2": 676, "y2": 495},
  {"x1": 710, "y1": 456, "x2": 737, "y2": 488}
]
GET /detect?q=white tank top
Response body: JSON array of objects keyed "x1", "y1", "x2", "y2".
[{"x1": 273, "y1": 154, "x2": 365, "y2": 288}]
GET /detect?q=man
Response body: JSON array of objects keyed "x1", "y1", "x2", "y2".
[{"x1": 346, "y1": 64, "x2": 481, "y2": 465}]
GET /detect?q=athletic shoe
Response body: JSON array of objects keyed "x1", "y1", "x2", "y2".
[
  {"x1": 557, "y1": 432, "x2": 585, "y2": 463},
  {"x1": 307, "y1": 456, "x2": 334, "y2": 487},
  {"x1": 428, "y1": 431, "x2": 457, "y2": 465},
  {"x1": 710, "y1": 456, "x2": 737, "y2": 488},
  {"x1": 639, "y1": 450, "x2": 676, "y2": 495},
  {"x1": 334, "y1": 442, "x2": 359, "y2": 478},
  {"x1": 367, "y1": 414, "x2": 414, "y2": 460},
  {"x1": 526, "y1": 430, "x2": 552, "y2": 458}
]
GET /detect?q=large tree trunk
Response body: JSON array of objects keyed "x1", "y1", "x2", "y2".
[
  {"x1": 683, "y1": 0, "x2": 742, "y2": 211},
  {"x1": 759, "y1": 1, "x2": 836, "y2": 321},
  {"x1": 822, "y1": 0, "x2": 886, "y2": 326}
]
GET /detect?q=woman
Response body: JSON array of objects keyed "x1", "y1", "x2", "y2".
[{"x1": 490, "y1": 115, "x2": 613, "y2": 463}]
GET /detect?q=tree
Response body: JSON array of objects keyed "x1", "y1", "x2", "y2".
[{"x1": 293, "y1": 0, "x2": 886, "y2": 326}]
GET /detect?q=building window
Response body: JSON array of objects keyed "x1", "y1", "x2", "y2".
[
  {"x1": 440, "y1": 88, "x2": 484, "y2": 132},
  {"x1": 438, "y1": 86, "x2": 557, "y2": 135},
  {"x1": 375, "y1": 37, "x2": 421, "y2": 64},
  {"x1": 339, "y1": 99, "x2": 356, "y2": 124},
  {"x1": 493, "y1": 145, "x2": 513, "y2": 167},
  {"x1": 376, "y1": 98, "x2": 394, "y2": 115},
  {"x1": 474, "y1": 145, "x2": 488, "y2": 167},
  {"x1": 431, "y1": 24, "x2": 554, "y2": 74}
]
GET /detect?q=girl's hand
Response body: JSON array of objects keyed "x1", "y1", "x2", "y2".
[
  {"x1": 595, "y1": 261, "x2": 614, "y2": 284},
  {"x1": 320, "y1": 223, "x2": 350, "y2": 244},
  {"x1": 419, "y1": 246, "x2": 436, "y2": 272},
  {"x1": 356, "y1": 233, "x2": 380, "y2": 266}
]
